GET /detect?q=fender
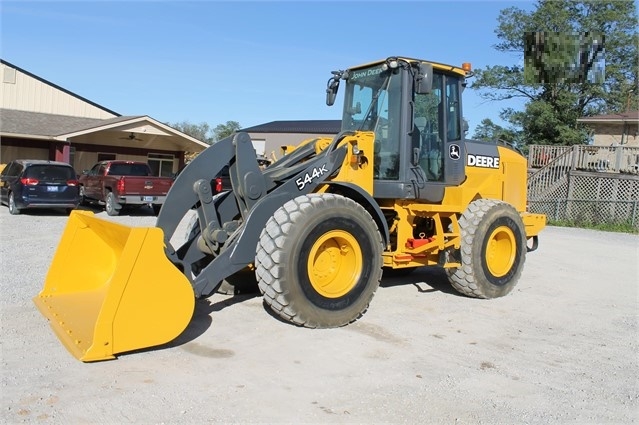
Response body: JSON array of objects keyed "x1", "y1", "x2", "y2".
[{"x1": 324, "y1": 181, "x2": 390, "y2": 248}]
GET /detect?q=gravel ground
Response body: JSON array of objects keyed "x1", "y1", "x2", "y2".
[{"x1": 0, "y1": 204, "x2": 638, "y2": 424}]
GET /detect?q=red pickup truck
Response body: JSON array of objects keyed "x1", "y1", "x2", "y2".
[{"x1": 79, "y1": 160, "x2": 173, "y2": 216}]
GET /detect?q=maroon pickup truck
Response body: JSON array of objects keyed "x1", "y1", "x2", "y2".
[{"x1": 79, "y1": 160, "x2": 173, "y2": 216}]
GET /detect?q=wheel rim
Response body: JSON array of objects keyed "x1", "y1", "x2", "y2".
[
  {"x1": 307, "y1": 230, "x2": 362, "y2": 298},
  {"x1": 485, "y1": 225, "x2": 516, "y2": 277},
  {"x1": 8, "y1": 194, "x2": 15, "y2": 212},
  {"x1": 106, "y1": 195, "x2": 113, "y2": 212}
]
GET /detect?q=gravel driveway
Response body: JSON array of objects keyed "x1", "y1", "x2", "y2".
[{"x1": 1, "y1": 205, "x2": 637, "y2": 424}]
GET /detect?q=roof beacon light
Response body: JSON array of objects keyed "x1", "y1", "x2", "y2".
[{"x1": 462, "y1": 62, "x2": 472, "y2": 72}]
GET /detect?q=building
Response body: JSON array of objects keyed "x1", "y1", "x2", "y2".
[
  {"x1": 241, "y1": 120, "x2": 341, "y2": 161},
  {"x1": 577, "y1": 111, "x2": 639, "y2": 147},
  {"x1": 0, "y1": 59, "x2": 209, "y2": 176}
]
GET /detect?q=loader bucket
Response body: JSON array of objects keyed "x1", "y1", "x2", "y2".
[{"x1": 33, "y1": 211, "x2": 195, "y2": 362}]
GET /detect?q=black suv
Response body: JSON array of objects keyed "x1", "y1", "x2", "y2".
[{"x1": 0, "y1": 160, "x2": 81, "y2": 215}]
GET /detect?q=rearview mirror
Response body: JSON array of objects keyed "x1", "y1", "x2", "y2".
[{"x1": 415, "y1": 63, "x2": 433, "y2": 94}]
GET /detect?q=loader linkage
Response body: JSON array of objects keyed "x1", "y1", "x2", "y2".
[{"x1": 159, "y1": 131, "x2": 350, "y2": 298}]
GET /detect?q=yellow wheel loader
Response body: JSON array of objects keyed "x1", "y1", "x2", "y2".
[{"x1": 34, "y1": 56, "x2": 546, "y2": 362}]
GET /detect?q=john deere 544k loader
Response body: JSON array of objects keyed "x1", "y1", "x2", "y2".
[{"x1": 34, "y1": 56, "x2": 546, "y2": 362}]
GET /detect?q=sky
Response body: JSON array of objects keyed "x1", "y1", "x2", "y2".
[{"x1": 0, "y1": 0, "x2": 537, "y2": 136}]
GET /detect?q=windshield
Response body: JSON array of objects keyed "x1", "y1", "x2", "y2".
[{"x1": 342, "y1": 64, "x2": 402, "y2": 180}]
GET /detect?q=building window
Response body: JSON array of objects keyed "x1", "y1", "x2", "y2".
[
  {"x1": 148, "y1": 153, "x2": 174, "y2": 177},
  {"x1": 98, "y1": 153, "x2": 116, "y2": 162}
]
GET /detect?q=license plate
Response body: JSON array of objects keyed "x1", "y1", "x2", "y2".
[
  {"x1": 143, "y1": 196, "x2": 154, "y2": 202},
  {"x1": 46, "y1": 186, "x2": 59, "y2": 192}
]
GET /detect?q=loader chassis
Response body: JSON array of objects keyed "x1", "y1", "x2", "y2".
[{"x1": 34, "y1": 56, "x2": 546, "y2": 361}]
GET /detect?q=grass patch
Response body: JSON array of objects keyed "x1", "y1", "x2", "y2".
[{"x1": 548, "y1": 219, "x2": 639, "y2": 234}]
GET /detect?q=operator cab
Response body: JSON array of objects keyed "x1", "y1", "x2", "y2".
[{"x1": 326, "y1": 57, "x2": 469, "y2": 202}]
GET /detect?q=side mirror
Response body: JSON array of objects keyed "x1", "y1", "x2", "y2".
[
  {"x1": 412, "y1": 147, "x2": 421, "y2": 166},
  {"x1": 326, "y1": 87, "x2": 337, "y2": 106},
  {"x1": 326, "y1": 71, "x2": 341, "y2": 106},
  {"x1": 415, "y1": 63, "x2": 433, "y2": 94},
  {"x1": 326, "y1": 71, "x2": 342, "y2": 106}
]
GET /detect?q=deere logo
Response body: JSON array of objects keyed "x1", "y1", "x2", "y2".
[{"x1": 467, "y1": 154, "x2": 500, "y2": 169}]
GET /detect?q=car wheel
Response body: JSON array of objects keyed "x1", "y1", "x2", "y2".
[
  {"x1": 79, "y1": 186, "x2": 86, "y2": 205},
  {"x1": 105, "y1": 191, "x2": 119, "y2": 216},
  {"x1": 8, "y1": 192, "x2": 20, "y2": 215}
]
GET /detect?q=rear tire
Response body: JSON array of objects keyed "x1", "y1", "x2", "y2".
[
  {"x1": 152, "y1": 204, "x2": 162, "y2": 216},
  {"x1": 256, "y1": 194, "x2": 383, "y2": 328},
  {"x1": 446, "y1": 199, "x2": 526, "y2": 298},
  {"x1": 105, "y1": 191, "x2": 119, "y2": 216},
  {"x1": 8, "y1": 192, "x2": 20, "y2": 215}
]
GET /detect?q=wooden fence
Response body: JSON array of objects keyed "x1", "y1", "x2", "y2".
[{"x1": 527, "y1": 145, "x2": 639, "y2": 228}]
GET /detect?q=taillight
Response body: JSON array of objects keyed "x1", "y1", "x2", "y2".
[
  {"x1": 117, "y1": 177, "x2": 125, "y2": 193},
  {"x1": 20, "y1": 178, "x2": 39, "y2": 186},
  {"x1": 67, "y1": 179, "x2": 79, "y2": 186},
  {"x1": 214, "y1": 177, "x2": 223, "y2": 193}
]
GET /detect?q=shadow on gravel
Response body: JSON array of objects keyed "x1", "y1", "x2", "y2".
[
  {"x1": 76, "y1": 204, "x2": 156, "y2": 216},
  {"x1": 381, "y1": 266, "x2": 459, "y2": 296},
  {"x1": 120, "y1": 267, "x2": 459, "y2": 358},
  {"x1": 2, "y1": 207, "x2": 72, "y2": 216}
]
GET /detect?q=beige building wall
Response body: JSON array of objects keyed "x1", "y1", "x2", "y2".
[
  {"x1": 1, "y1": 145, "x2": 48, "y2": 162},
  {"x1": 591, "y1": 123, "x2": 639, "y2": 147},
  {"x1": 250, "y1": 132, "x2": 336, "y2": 161},
  {"x1": 1, "y1": 62, "x2": 117, "y2": 119}
]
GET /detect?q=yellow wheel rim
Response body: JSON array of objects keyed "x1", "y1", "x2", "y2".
[
  {"x1": 307, "y1": 230, "x2": 362, "y2": 298},
  {"x1": 485, "y1": 226, "x2": 516, "y2": 277}
]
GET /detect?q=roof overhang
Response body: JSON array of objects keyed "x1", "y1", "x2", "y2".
[
  {"x1": 577, "y1": 114, "x2": 639, "y2": 125},
  {"x1": 0, "y1": 109, "x2": 210, "y2": 152}
]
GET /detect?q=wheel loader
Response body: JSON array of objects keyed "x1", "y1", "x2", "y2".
[{"x1": 34, "y1": 56, "x2": 546, "y2": 362}]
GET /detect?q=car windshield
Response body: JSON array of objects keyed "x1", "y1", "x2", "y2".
[
  {"x1": 108, "y1": 163, "x2": 150, "y2": 176},
  {"x1": 25, "y1": 165, "x2": 75, "y2": 181}
]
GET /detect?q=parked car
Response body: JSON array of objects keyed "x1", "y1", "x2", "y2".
[
  {"x1": 78, "y1": 160, "x2": 174, "y2": 216},
  {"x1": 0, "y1": 159, "x2": 80, "y2": 215}
]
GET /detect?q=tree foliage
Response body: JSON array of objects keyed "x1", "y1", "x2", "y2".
[
  {"x1": 168, "y1": 121, "x2": 215, "y2": 144},
  {"x1": 472, "y1": 118, "x2": 519, "y2": 145},
  {"x1": 471, "y1": 0, "x2": 638, "y2": 147},
  {"x1": 213, "y1": 121, "x2": 242, "y2": 141},
  {"x1": 168, "y1": 120, "x2": 242, "y2": 145}
]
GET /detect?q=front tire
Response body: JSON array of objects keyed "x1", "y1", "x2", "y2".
[
  {"x1": 8, "y1": 192, "x2": 20, "y2": 215},
  {"x1": 105, "y1": 191, "x2": 119, "y2": 216},
  {"x1": 256, "y1": 194, "x2": 383, "y2": 328},
  {"x1": 447, "y1": 199, "x2": 526, "y2": 298}
]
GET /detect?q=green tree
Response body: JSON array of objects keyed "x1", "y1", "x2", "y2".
[
  {"x1": 213, "y1": 121, "x2": 242, "y2": 142},
  {"x1": 472, "y1": 118, "x2": 519, "y2": 145},
  {"x1": 168, "y1": 121, "x2": 214, "y2": 144},
  {"x1": 472, "y1": 0, "x2": 638, "y2": 147}
]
